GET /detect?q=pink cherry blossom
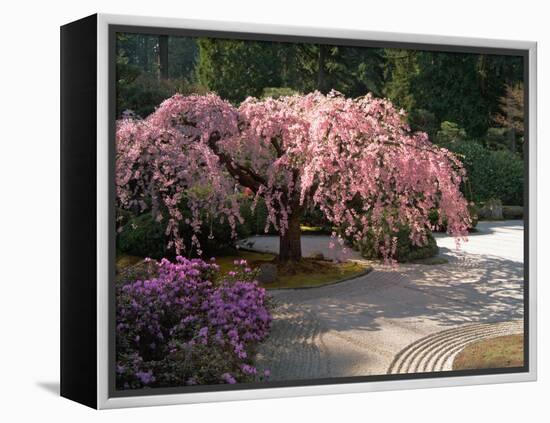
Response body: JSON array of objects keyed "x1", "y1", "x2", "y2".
[{"x1": 116, "y1": 91, "x2": 470, "y2": 261}]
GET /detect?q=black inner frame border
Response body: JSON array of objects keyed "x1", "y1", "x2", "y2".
[{"x1": 108, "y1": 23, "x2": 530, "y2": 399}]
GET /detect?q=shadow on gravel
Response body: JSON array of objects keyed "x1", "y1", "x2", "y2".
[
  {"x1": 270, "y1": 249, "x2": 524, "y2": 334},
  {"x1": 255, "y1": 225, "x2": 525, "y2": 379}
]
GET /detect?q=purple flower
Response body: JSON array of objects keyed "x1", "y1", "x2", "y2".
[
  {"x1": 221, "y1": 373, "x2": 237, "y2": 384},
  {"x1": 116, "y1": 256, "x2": 272, "y2": 389},
  {"x1": 136, "y1": 370, "x2": 155, "y2": 385},
  {"x1": 241, "y1": 364, "x2": 257, "y2": 375}
]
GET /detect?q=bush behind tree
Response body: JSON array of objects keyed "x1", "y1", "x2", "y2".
[
  {"x1": 353, "y1": 225, "x2": 439, "y2": 263},
  {"x1": 116, "y1": 73, "x2": 208, "y2": 118},
  {"x1": 117, "y1": 197, "x2": 276, "y2": 259},
  {"x1": 448, "y1": 141, "x2": 523, "y2": 205}
]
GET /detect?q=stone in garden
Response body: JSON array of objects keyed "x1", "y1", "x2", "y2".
[
  {"x1": 310, "y1": 251, "x2": 325, "y2": 260},
  {"x1": 480, "y1": 198, "x2": 503, "y2": 220},
  {"x1": 258, "y1": 263, "x2": 278, "y2": 284}
]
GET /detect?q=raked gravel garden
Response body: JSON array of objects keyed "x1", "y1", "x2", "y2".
[{"x1": 249, "y1": 220, "x2": 524, "y2": 379}]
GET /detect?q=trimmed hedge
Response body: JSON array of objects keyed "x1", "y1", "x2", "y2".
[
  {"x1": 502, "y1": 205, "x2": 523, "y2": 220},
  {"x1": 447, "y1": 141, "x2": 524, "y2": 206}
]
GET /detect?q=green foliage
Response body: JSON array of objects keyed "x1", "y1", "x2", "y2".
[
  {"x1": 383, "y1": 50, "x2": 523, "y2": 139},
  {"x1": 415, "y1": 53, "x2": 522, "y2": 138},
  {"x1": 408, "y1": 109, "x2": 438, "y2": 138},
  {"x1": 117, "y1": 213, "x2": 167, "y2": 259},
  {"x1": 413, "y1": 53, "x2": 488, "y2": 137},
  {"x1": 261, "y1": 87, "x2": 300, "y2": 99},
  {"x1": 354, "y1": 226, "x2": 439, "y2": 263},
  {"x1": 486, "y1": 127, "x2": 511, "y2": 150},
  {"x1": 435, "y1": 121, "x2": 467, "y2": 145},
  {"x1": 309, "y1": 45, "x2": 384, "y2": 96},
  {"x1": 116, "y1": 33, "x2": 198, "y2": 80},
  {"x1": 383, "y1": 49, "x2": 418, "y2": 112},
  {"x1": 502, "y1": 205, "x2": 523, "y2": 220},
  {"x1": 449, "y1": 141, "x2": 524, "y2": 205},
  {"x1": 116, "y1": 31, "x2": 524, "y2": 146},
  {"x1": 117, "y1": 195, "x2": 279, "y2": 259},
  {"x1": 116, "y1": 73, "x2": 207, "y2": 118},
  {"x1": 116, "y1": 33, "x2": 203, "y2": 117},
  {"x1": 167, "y1": 36, "x2": 199, "y2": 80},
  {"x1": 117, "y1": 210, "x2": 236, "y2": 259},
  {"x1": 301, "y1": 206, "x2": 333, "y2": 234},
  {"x1": 197, "y1": 39, "x2": 282, "y2": 103},
  {"x1": 114, "y1": 31, "x2": 526, "y2": 237},
  {"x1": 239, "y1": 197, "x2": 277, "y2": 236},
  {"x1": 197, "y1": 40, "x2": 384, "y2": 103}
]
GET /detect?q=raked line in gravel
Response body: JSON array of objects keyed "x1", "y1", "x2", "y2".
[{"x1": 247, "y1": 221, "x2": 524, "y2": 380}]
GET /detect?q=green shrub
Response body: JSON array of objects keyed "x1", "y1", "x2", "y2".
[
  {"x1": 435, "y1": 121, "x2": 467, "y2": 145},
  {"x1": 116, "y1": 73, "x2": 207, "y2": 118},
  {"x1": 117, "y1": 195, "x2": 280, "y2": 259},
  {"x1": 262, "y1": 87, "x2": 300, "y2": 99},
  {"x1": 486, "y1": 127, "x2": 510, "y2": 150},
  {"x1": 408, "y1": 108, "x2": 438, "y2": 138},
  {"x1": 488, "y1": 150, "x2": 524, "y2": 205},
  {"x1": 354, "y1": 225, "x2": 438, "y2": 263},
  {"x1": 502, "y1": 205, "x2": 523, "y2": 220},
  {"x1": 117, "y1": 213, "x2": 167, "y2": 259},
  {"x1": 238, "y1": 197, "x2": 277, "y2": 236},
  {"x1": 448, "y1": 141, "x2": 524, "y2": 206},
  {"x1": 301, "y1": 206, "x2": 333, "y2": 234},
  {"x1": 117, "y1": 211, "x2": 239, "y2": 259}
]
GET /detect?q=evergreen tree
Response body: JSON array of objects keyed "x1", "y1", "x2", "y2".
[
  {"x1": 382, "y1": 49, "x2": 418, "y2": 112},
  {"x1": 197, "y1": 38, "x2": 282, "y2": 103}
]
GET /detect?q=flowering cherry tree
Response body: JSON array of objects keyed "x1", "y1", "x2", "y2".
[{"x1": 117, "y1": 91, "x2": 471, "y2": 262}]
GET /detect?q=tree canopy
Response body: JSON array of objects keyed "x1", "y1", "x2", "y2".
[
  {"x1": 116, "y1": 92, "x2": 471, "y2": 262},
  {"x1": 117, "y1": 33, "x2": 523, "y2": 145}
]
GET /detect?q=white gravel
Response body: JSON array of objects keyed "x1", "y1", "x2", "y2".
[{"x1": 251, "y1": 221, "x2": 525, "y2": 380}]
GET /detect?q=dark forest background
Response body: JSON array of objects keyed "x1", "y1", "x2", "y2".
[{"x1": 116, "y1": 32, "x2": 525, "y2": 207}]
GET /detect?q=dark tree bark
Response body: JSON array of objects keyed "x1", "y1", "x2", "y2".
[
  {"x1": 141, "y1": 35, "x2": 150, "y2": 71},
  {"x1": 509, "y1": 127, "x2": 517, "y2": 153},
  {"x1": 317, "y1": 44, "x2": 327, "y2": 93},
  {"x1": 278, "y1": 207, "x2": 303, "y2": 262},
  {"x1": 158, "y1": 35, "x2": 169, "y2": 80},
  {"x1": 208, "y1": 132, "x2": 304, "y2": 262}
]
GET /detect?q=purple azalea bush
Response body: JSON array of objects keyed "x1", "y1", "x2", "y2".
[{"x1": 116, "y1": 256, "x2": 272, "y2": 389}]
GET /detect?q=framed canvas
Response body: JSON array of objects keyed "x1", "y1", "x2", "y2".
[{"x1": 60, "y1": 13, "x2": 537, "y2": 409}]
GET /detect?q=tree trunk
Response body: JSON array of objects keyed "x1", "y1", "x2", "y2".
[
  {"x1": 509, "y1": 127, "x2": 516, "y2": 153},
  {"x1": 317, "y1": 45, "x2": 327, "y2": 93},
  {"x1": 158, "y1": 35, "x2": 169, "y2": 80},
  {"x1": 141, "y1": 35, "x2": 150, "y2": 71},
  {"x1": 279, "y1": 210, "x2": 302, "y2": 262}
]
